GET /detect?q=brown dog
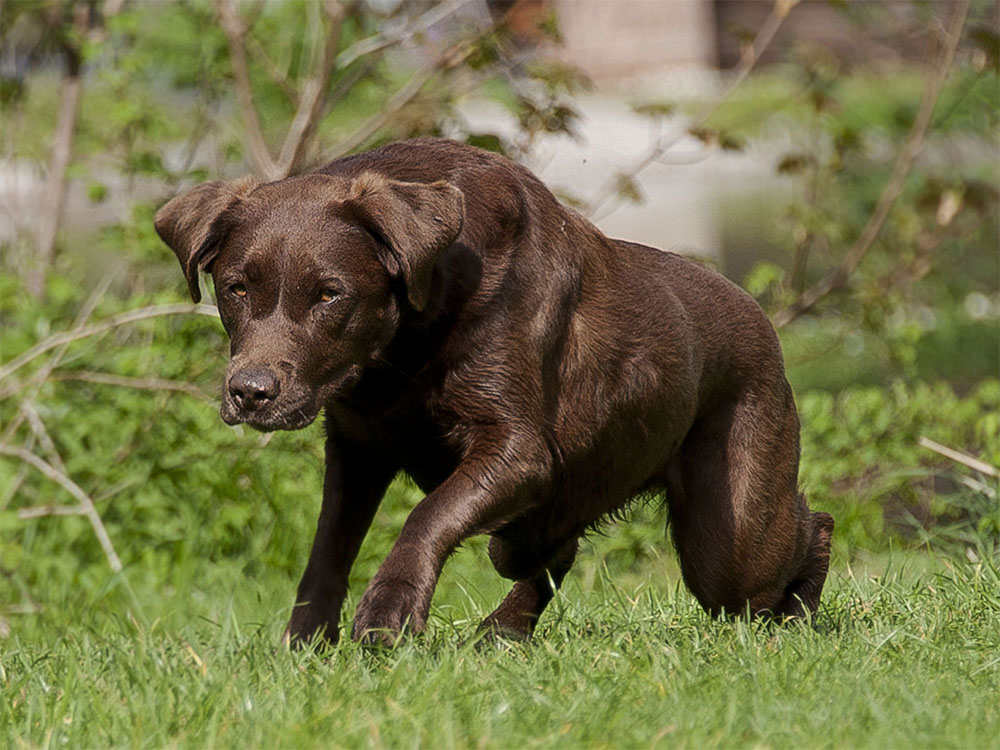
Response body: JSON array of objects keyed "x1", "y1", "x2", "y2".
[{"x1": 155, "y1": 138, "x2": 833, "y2": 644}]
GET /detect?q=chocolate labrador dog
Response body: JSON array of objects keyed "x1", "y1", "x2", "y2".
[{"x1": 155, "y1": 138, "x2": 833, "y2": 645}]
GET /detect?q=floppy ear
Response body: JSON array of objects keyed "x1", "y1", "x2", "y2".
[
  {"x1": 154, "y1": 177, "x2": 258, "y2": 302},
  {"x1": 342, "y1": 173, "x2": 465, "y2": 311}
]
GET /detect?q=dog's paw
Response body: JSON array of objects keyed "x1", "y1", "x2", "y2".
[{"x1": 351, "y1": 578, "x2": 426, "y2": 647}]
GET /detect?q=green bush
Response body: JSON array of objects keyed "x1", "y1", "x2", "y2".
[{"x1": 798, "y1": 380, "x2": 999, "y2": 555}]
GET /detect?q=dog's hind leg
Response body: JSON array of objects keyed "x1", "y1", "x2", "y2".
[
  {"x1": 665, "y1": 381, "x2": 833, "y2": 619},
  {"x1": 478, "y1": 538, "x2": 578, "y2": 639},
  {"x1": 773, "y1": 506, "x2": 834, "y2": 618}
]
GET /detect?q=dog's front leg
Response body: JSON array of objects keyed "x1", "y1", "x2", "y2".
[
  {"x1": 284, "y1": 437, "x2": 397, "y2": 647},
  {"x1": 352, "y1": 444, "x2": 548, "y2": 644}
]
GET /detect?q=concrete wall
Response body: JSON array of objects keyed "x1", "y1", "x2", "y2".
[{"x1": 554, "y1": 0, "x2": 716, "y2": 78}]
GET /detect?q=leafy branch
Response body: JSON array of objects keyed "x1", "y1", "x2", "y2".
[
  {"x1": 216, "y1": 0, "x2": 472, "y2": 179},
  {"x1": 773, "y1": 0, "x2": 972, "y2": 328}
]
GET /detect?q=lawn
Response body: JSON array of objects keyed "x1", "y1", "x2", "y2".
[{"x1": 3, "y1": 498, "x2": 998, "y2": 749}]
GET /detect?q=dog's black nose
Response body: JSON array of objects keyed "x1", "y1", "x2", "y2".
[{"x1": 229, "y1": 367, "x2": 280, "y2": 411}]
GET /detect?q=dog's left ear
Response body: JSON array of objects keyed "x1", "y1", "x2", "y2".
[
  {"x1": 343, "y1": 173, "x2": 465, "y2": 311},
  {"x1": 154, "y1": 177, "x2": 258, "y2": 303}
]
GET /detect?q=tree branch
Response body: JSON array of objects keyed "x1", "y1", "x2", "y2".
[
  {"x1": 328, "y1": 36, "x2": 478, "y2": 160},
  {"x1": 27, "y1": 1, "x2": 89, "y2": 298},
  {"x1": 919, "y1": 437, "x2": 999, "y2": 478},
  {"x1": 773, "y1": 0, "x2": 971, "y2": 328},
  {"x1": 216, "y1": 0, "x2": 279, "y2": 178},
  {"x1": 47, "y1": 370, "x2": 213, "y2": 400},
  {"x1": 334, "y1": 0, "x2": 468, "y2": 70},
  {"x1": 327, "y1": 62, "x2": 441, "y2": 159},
  {"x1": 275, "y1": 0, "x2": 346, "y2": 177},
  {"x1": 21, "y1": 401, "x2": 67, "y2": 474},
  {"x1": 245, "y1": 33, "x2": 298, "y2": 102},
  {"x1": 18, "y1": 504, "x2": 87, "y2": 520},
  {"x1": 215, "y1": 0, "x2": 475, "y2": 177}
]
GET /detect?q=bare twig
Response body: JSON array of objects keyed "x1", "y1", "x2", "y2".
[
  {"x1": 957, "y1": 475, "x2": 998, "y2": 499},
  {"x1": 919, "y1": 437, "x2": 999, "y2": 478},
  {"x1": 0, "y1": 434, "x2": 36, "y2": 510},
  {"x1": 275, "y1": 0, "x2": 346, "y2": 177},
  {"x1": 0, "y1": 445, "x2": 122, "y2": 572},
  {"x1": 28, "y1": 2, "x2": 89, "y2": 297},
  {"x1": 334, "y1": 0, "x2": 469, "y2": 69},
  {"x1": 326, "y1": 54, "x2": 381, "y2": 110},
  {"x1": 216, "y1": 0, "x2": 279, "y2": 178},
  {"x1": 246, "y1": 33, "x2": 298, "y2": 101},
  {"x1": 773, "y1": 0, "x2": 971, "y2": 328},
  {"x1": 167, "y1": 97, "x2": 220, "y2": 190},
  {"x1": 18, "y1": 504, "x2": 86, "y2": 519},
  {"x1": 329, "y1": 20, "x2": 485, "y2": 161},
  {"x1": 21, "y1": 402, "x2": 66, "y2": 473},
  {"x1": 14, "y1": 405, "x2": 132, "y2": 563},
  {"x1": 2, "y1": 271, "x2": 118, "y2": 438},
  {"x1": 328, "y1": 60, "x2": 443, "y2": 159},
  {"x1": 47, "y1": 370, "x2": 212, "y2": 400},
  {"x1": 587, "y1": 1, "x2": 791, "y2": 221},
  {"x1": 0, "y1": 303, "x2": 218, "y2": 382}
]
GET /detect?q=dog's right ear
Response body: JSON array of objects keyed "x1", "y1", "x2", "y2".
[
  {"x1": 340, "y1": 173, "x2": 464, "y2": 312},
  {"x1": 154, "y1": 177, "x2": 258, "y2": 302}
]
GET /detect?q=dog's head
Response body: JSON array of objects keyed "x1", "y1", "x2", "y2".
[{"x1": 155, "y1": 172, "x2": 464, "y2": 431}]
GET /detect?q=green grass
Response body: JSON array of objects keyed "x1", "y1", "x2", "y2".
[{"x1": 3, "y1": 518, "x2": 999, "y2": 749}]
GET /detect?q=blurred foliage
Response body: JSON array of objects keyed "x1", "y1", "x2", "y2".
[
  {"x1": 1, "y1": 0, "x2": 584, "y2": 277},
  {"x1": 798, "y1": 380, "x2": 999, "y2": 554},
  {"x1": 632, "y1": 2, "x2": 998, "y2": 387}
]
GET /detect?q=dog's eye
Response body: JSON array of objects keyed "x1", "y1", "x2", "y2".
[
  {"x1": 318, "y1": 287, "x2": 341, "y2": 304},
  {"x1": 229, "y1": 283, "x2": 248, "y2": 299}
]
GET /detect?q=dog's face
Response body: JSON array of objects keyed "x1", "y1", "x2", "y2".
[
  {"x1": 155, "y1": 172, "x2": 464, "y2": 431},
  {"x1": 210, "y1": 180, "x2": 396, "y2": 430}
]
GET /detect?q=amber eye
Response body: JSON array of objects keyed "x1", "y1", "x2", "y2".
[
  {"x1": 229, "y1": 283, "x2": 247, "y2": 298},
  {"x1": 319, "y1": 287, "x2": 341, "y2": 304}
]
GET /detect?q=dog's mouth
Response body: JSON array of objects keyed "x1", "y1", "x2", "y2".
[
  {"x1": 220, "y1": 395, "x2": 319, "y2": 432},
  {"x1": 219, "y1": 365, "x2": 363, "y2": 432}
]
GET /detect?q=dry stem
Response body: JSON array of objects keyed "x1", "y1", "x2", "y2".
[
  {"x1": 0, "y1": 445, "x2": 123, "y2": 572},
  {"x1": 0, "y1": 303, "x2": 218, "y2": 383}
]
